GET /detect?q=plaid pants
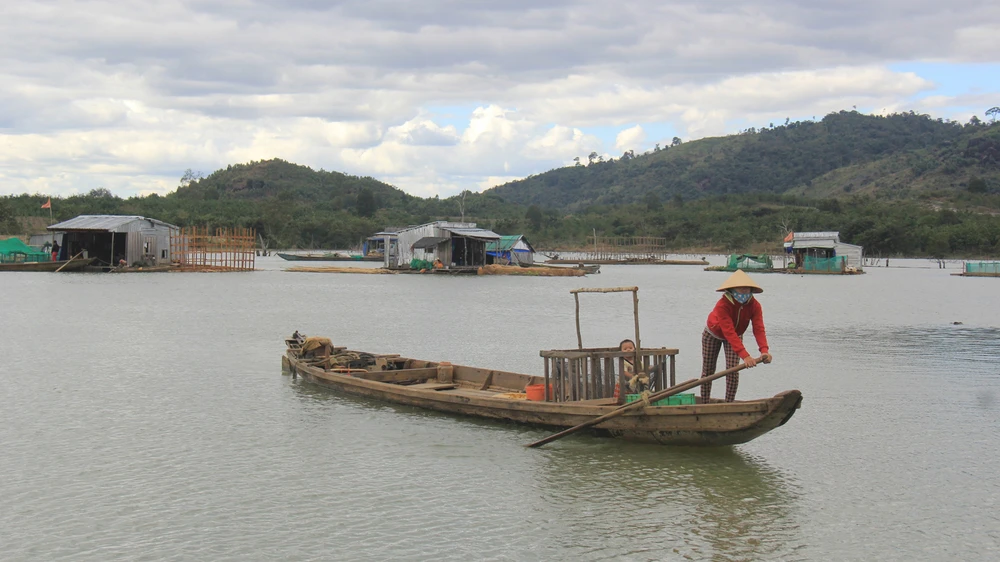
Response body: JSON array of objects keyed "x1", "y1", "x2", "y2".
[{"x1": 701, "y1": 328, "x2": 742, "y2": 402}]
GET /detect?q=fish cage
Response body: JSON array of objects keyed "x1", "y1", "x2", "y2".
[
  {"x1": 802, "y1": 256, "x2": 846, "y2": 272},
  {"x1": 726, "y1": 254, "x2": 773, "y2": 270},
  {"x1": 0, "y1": 238, "x2": 50, "y2": 263},
  {"x1": 965, "y1": 262, "x2": 1000, "y2": 275},
  {"x1": 583, "y1": 235, "x2": 670, "y2": 261},
  {"x1": 539, "y1": 347, "x2": 678, "y2": 404},
  {"x1": 170, "y1": 226, "x2": 256, "y2": 271}
]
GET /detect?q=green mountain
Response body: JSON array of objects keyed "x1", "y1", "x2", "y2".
[
  {"x1": 175, "y1": 158, "x2": 416, "y2": 211},
  {"x1": 484, "y1": 111, "x2": 1000, "y2": 211}
]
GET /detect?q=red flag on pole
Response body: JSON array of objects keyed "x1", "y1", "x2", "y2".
[{"x1": 41, "y1": 198, "x2": 51, "y2": 209}]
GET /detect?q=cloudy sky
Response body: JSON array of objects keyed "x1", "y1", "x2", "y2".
[{"x1": 2, "y1": 0, "x2": 999, "y2": 199}]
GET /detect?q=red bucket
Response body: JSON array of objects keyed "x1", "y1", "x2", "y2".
[{"x1": 525, "y1": 384, "x2": 551, "y2": 401}]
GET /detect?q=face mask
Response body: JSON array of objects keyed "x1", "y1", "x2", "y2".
[{"x1": 732, "y1": 291, "x2": 752, "y2": 304}]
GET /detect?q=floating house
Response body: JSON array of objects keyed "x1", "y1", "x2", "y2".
[
  {"x1": 386, "y1": 221, "x2": 501, "y2": 270},
  {"x1": 784, "y1": 231, "x2": 863, "y2": 272},
  {"x1": 363, "y1": 230, "x2": 399, "y2": 258},
  {"x1": 47, "y1": 215, "x2": 179, "y2": 268},
  {"x1": 486, "y1": 235, "x2": 536, "y2": 266}
]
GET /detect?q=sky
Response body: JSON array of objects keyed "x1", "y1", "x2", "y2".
[{"x1": 2, "y1": 1, "x2": 999, "y2": 200}]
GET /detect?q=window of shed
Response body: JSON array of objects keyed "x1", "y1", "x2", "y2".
[{"x1": 161, "y1": 249, "x2": 167, "y2": 259}]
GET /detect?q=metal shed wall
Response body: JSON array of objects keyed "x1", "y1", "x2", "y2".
[
  {"x1": 391, "y1": 223, "x2": 464, "y2": 267},
  {"x1": 834, "y1": 243, "x2": 863, "y2": 268}
]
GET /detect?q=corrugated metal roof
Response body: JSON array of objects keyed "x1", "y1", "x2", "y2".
[
  {"x1": 47, "y1": 215, "x2": 178, "y2": 232},
  {"x1": 396, "y1": 220, "x2": 477, "y2": 234},
  {"x1": 440, "y1": 226, "x2": 500, "y2": 240},
  {"x1": 793, "y1": 231, "x2": 840, "y2": 240},
  {"x1": 412, "y1": 236, "x2": 450, "y2": 249}
]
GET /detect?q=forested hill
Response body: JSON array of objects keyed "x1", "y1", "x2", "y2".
[
  {"x1": 485, "y1": 111, "x2": 1000, "y2": 211},
  {"x1": 174, "y1": 158, "x2": 416, "y2": 212}
]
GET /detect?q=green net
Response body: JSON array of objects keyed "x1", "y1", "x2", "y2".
[
  {"x1": 410, "y1": 258, "x2": 433, "y2": 270},
  {"x1": 802, "y1": 256, "x2": 845, "y2": 272},
  {"x1": 0, "y1": 237, "x2": 50, "y2": 263},
  {"x1": 726, "y1": 254, "x2": 773, "y2": 270},
  {"x1": 966, "y1": 262, "x2": 1000, "y2": 274}
]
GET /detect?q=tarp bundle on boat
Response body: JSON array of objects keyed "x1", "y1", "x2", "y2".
[{"x1": 302, "y1": 337, "x2": 332, "y2": 354}]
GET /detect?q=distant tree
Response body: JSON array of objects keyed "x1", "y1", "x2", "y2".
[
  {"x1": 588, "y1": 151, "x2": 598, "y2": 165},
  {"x1": 526, "y1": 205, "x2": 543, "y2": 229},
  {"x1": 644, "y1": 192, "x2": 661, "y2": 211},
  {"x1": 0, "y1": 199, "x2": 21, "y2": 233},
  {"x1": 87, "y1": 187, "x2": 114, "y2": 198},
  {"x1": 457, "y1": 189, "x2": 471, "y2": 221},
  {"x1": 968, "y1": 176, "x2": 988, "y2": 194},
  {"x1": 926, "y1": 230, "x2": 951, "y2": 258},
  {"x1": 573, "y1": 156, "x2": 581, "y2": 166},
  {"x1": 654, "y1": 143, "x2": 661, "y2": 152},
  {"x1": 356, "y1": 187, "x2": 377, "y2": 217},
  {"x1": 671, "y1": 136, "x2": 682, "y2": 147},
  {"x1": 180, "y1": 169, "x2": 204, "y2": 186},
  {"x1": 987, "y1": 107, "x2": 1000, "y2": 124},
  {"x1": 969, "y1": 115, "x2": 983, "y2": 127}
]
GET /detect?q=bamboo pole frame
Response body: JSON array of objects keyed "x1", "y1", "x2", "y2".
[{"x1": 171, "y1": 226, "x2": 256, "y2": 271}]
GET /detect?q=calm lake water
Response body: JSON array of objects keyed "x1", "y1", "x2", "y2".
[{"x1": 2, "y1": 256, "x2": 998, "y2": 561}]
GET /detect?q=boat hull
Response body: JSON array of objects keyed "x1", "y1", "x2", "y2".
[
  {"x1": 0, "y1": 258, "x2": 94, "y2": 272},
  {"x1": 283, "y1": 353, "x2": 801, "y2": 446},
  {"x1": 277, "y1": 253, "x2": 381, "y2": 262}
]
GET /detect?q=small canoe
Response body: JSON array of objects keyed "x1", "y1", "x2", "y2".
[{"x1": 282, "y1": 337, "x2": 801, "y2": 447}]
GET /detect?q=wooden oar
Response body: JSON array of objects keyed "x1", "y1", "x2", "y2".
[
  {"x1": 54, "y1": 251, "x2": 84, "y2": 273},
  {"x1": 526, "y1": 356, "x2": 766, "y2": 448}
]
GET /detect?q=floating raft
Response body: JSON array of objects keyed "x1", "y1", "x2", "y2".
[
  {"x1": 285, "y1": 264, "x2": 589, "y2": 276},
  {"x1": 287, "y1": 266, "x2": 398, "y2": 274},
  {"x1": 546, "y1": 258, "x2": 708, "y2": 266}
]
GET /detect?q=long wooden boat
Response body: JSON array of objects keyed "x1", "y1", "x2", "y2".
[
  {"x1": 282, "y1": 287, "x2": 801, "y2": 446},
  {"x1": 282, "y1": 341, "x2": 800, "y2": 446},
  {"x1": 0, "y1": 257, "x2": 94, "y2": 272},
  {"x1": 277, "y1": 252, "x2": 381, "y2": 262}
]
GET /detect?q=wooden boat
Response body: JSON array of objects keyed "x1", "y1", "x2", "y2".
[
  {"x1": 282, "y1": 287, "x2": 801, "y2": 446},
  {"x1": 0, "y1": 257, "x2": 94, "y2": 272},
  {"x1": 277, "y1": 252, "x2": 381, "y2": 262}
]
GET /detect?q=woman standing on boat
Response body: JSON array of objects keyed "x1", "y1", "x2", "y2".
[{"x1": 701, "y1": 270, "x2": 772, "y2": 402}]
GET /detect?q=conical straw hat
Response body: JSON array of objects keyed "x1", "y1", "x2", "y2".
[{"x1": 717, "y1": 269, "x2": 763, "y2": 293}]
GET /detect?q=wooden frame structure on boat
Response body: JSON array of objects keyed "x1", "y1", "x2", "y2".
[{"x1": 539, "y1": 286, "x2": 677, "y2": 404}]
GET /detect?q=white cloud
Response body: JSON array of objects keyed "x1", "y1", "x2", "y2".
[
  {"x1": 0, "y1": 1, "x2": 998, "y2": 198},
  {"x1": 615, "y1": 125, "x2": 645, "y2": 153}
]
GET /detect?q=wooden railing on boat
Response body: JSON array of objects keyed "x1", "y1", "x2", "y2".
[{"x1": 539, "y1": 347, "x2": 677, "y2": 404}]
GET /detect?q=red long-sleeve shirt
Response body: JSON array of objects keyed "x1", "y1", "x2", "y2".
[{"x1": 706, "y1": 294, "x2": 769, "y2": 359}]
